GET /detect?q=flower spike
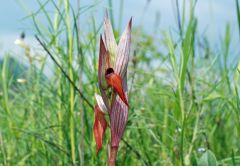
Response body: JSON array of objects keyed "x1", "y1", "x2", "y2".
[{"x1": 94, "y1": 11, "x2": 132, "y2": 165}]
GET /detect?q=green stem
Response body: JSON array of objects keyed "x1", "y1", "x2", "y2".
[
  {"x1": 76, "y1": 0, "x2": 85, "y2": 164},
  {"x1": 54, "y1": 0, "x2": 64, "y2": 164},
  {"x1": 1, "y1": 57, "x2": 12, "y2": 165},
  {"x1": 179, "y1": 86, "x2": 185, "y2": 166},
  {"x1": 64, "y1": 0, "x2": 76, "y2": 164}
]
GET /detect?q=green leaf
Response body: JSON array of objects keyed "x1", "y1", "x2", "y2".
[
  {"x1": 198, "y1": 150, "x2": 218, "y2": 166},
  {"x1": 232, "y1": 150, "x2": 236, "y2": 166},
  {"x1": 203, "y1": 93, "x2": 223, "y2": 101}
]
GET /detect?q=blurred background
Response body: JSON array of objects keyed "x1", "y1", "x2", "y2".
[{"x1": 0, "y1": 0, "x2": 240, "y2": 165}]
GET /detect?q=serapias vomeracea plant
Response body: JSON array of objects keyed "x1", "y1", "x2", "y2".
[{"x1": 93, "y1": 12, "x2": 132, "y2": 165}]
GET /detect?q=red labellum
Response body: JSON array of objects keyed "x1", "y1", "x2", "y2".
[
  {"x1": 93, "y1": 104, "x2": 107, "y2": 154},
  {"x1": 105, "y1": 68, "x2": 128, "y2": 106}
]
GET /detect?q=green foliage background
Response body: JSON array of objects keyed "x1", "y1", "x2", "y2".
[{"x1": 0, "y1": 0, "x2": 240, "y2": 165}]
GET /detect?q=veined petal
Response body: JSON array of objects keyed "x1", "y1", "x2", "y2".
[
  {"x1": 99, "y1": 87, "x2": 110, "y2": 113},
  {"x1": 105, "y1": 68, "x2": 128, "y2": 106},
  {"x1": 110, "y1": 73, "x2": 128, "y2": 147},
  {"x1": 93, "y1": 104, "x2": 108, "y2": 154},
  {"x1": 95, "y1": 94, "x2": 108, "y2": 114},
  {"x1": 98, "y1": 35, "x2": 109, "y2": 88},
  {"x1": 104, "y1": 11, "x2": 117, "y2": 64},
  {"x1": 114, "y1": 18, "x2": 132, "y2": 77},
  {"x1": 98, "y1": 35, "x2": 111, "y2": 111}
]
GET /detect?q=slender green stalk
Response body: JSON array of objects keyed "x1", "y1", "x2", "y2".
[
  {"x1": 175, "y1": 0, "x2": 182, "y2": 37},
  {"x1": 178, "y1": 79, "x2": 185, "y2": 166},
  {"x1": 1, "y1": 57, "x2": 11, "y2": 123},
  {"x1": 223, "y1": 23, "x2": 231, "y2": 93},
  {"x1": 1, "y1": 56, "x2": 12, "y2": 165},
  {"x1": 64, "y1": 0, "x2": 76, "y2": 164},
  {"x1": 76, "y1": 0, "x2": 85, "y2": 164},
  {"x1": 0, "y1": 134, "x2": 7, "y2": 165},
  {"x1": 186, "y1": 107, "x2": 201, "y2": 165},
  {"x1": 235, "y1": 0, "x2": 240, "y2": 39},
  {"x1": 54, "y1": 0, "x2": 64, "y2": 164},
  {"x1": 166, "y1": 34, "x2": 185, "y2": 164}
]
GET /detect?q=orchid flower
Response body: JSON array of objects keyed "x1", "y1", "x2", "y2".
[{"x1": 93, "y1": 12, "x2": 132, "y2": 165}]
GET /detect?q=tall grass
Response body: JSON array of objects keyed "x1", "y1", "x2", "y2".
[{"x1": 0, "y1": 0, "x2": 240, "y2": 165}]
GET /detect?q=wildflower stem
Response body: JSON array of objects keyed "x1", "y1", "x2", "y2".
[
  {"x1": 186, "y1": 108, "x2": 201, "y2": 164},
  {"x1": 76, "y1": 0, "x2": 85, "y2": 164},
  {"x1": 64, "y1": 0, "x2": 76, "y2": 164},
  {"x1": 53, "y1": 1, "x2": 64, "y2": 164},
  {"x1": 178, "y1": 79, "x2": 185, "y2": 165},
  {"x1": 175, "y1": 0, "x2": 182, "y2": 38},
  {"x1": 108, "y1": 147, "x2": 118, "y2": 166},
  {"x1": 235, "y1": 0, "x2": 240, "y2": 39}
]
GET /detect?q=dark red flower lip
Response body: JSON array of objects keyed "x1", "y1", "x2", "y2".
[{"x1": 105, "y1": 67, "x2": 128, "y2": 106}]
